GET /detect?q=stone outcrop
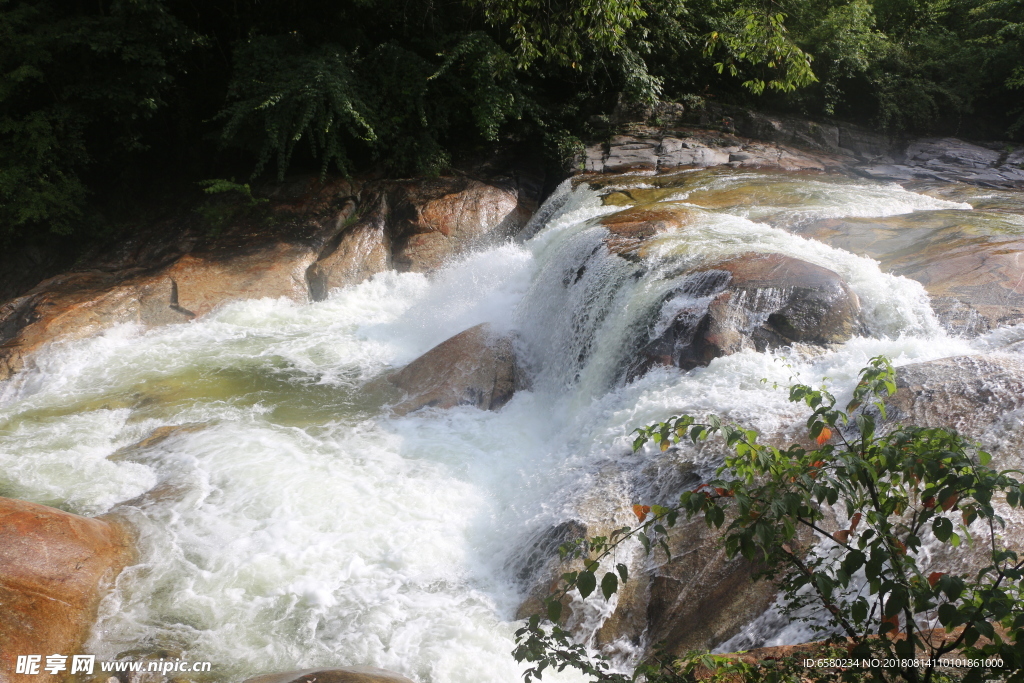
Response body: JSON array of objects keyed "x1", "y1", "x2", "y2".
[
  {"x1": 859, "y1": 137, "x2": 1024, "y2": 187},
  {"x1": 0, "y1": 170, "x2": 542, "y2": 383},
  {"x1": 243, "y1": 668, "x2": 416, "y2": 683},
  {"x1": 584, "y1": 103, "x2": 1024, "y2": 189},
  {"x1": 0, "y1": 497, "x2": 134, "y2": 683},
  {"x1": 511, "y1": 458, "x2": 789, "y2": 658},
  {"x1": 585, "y1": 130, "x2": 841, "y2": 175},
  {"x1": 599, "y1": 204, "x2": 700, "y2": 258},
  {"x1": 386, "y1": 323, "x2": 524, "y2": 415},
  {"x1": 631, "y1": 253, "x2": 861, "y2": 376},
  {"x1": 0, "y1": 242, "x2": 319, "y2": 382},
  {"x1": 611, "y1": 515, "x2": 778, "y2": 656},
  {"x1": 885, "y1": 355, "x2": 1024, "y2": 471},
  {"x1": 306, "y1": 195, "x2": 391, "y2": 300},
  {"x1": 307, "y1": 173, "x2": 541, "y2": 297}
]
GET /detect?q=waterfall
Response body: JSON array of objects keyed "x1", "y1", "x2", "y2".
[{"x1": 0, "y1": 169, "x2": 1012, "y2": 683}]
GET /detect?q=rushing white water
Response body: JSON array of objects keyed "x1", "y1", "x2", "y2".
[{"x1": 0, "y1": 171, "x2": 1017, "y2": 682}]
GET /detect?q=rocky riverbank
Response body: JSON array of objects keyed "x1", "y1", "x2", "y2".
[
  {"x1": 2, "y1": 110, "x2": 1024, "y2": 682},
  {"x1": 5, "y1": 117, "x2": 1021, "y2": 385}
]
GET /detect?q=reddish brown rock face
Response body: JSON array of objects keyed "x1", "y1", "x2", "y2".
[
  {"x1": 632, "y1": 253, "x2": 861, "y2": 377},
  {"x1": 0, "y1": 497, "x2": 134, "y2": 683},
  {"x1": 0, "y1": 242, "x2": 318, "y2": 382},
  {"x1": 600, "y1": 204, "x2": 700, "y2": 258},
  {"x1": 390, "y1": 178, "x2": 530, "y2": 272},
  {"x1": 308, "y1": 176, "x2": 538, "y2": 296},
  {"x1": 0, "y1": 172, "x2": 542, "y2": 383},
  {"x1": 386, "y1": 323, "x2": 524, "y2": 416}
]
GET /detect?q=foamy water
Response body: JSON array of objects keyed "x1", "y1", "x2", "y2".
[{"x1": 0, "y1": 171, "x2": 1016, "y2": 682}]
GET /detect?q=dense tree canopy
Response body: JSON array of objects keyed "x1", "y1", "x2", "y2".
[{"x1": 2, "y1": 0, "x2": 1023, "y2": 242}]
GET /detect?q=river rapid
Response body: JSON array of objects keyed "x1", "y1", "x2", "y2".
[{"x1": 2, "y1": 169, "x2": 1022, "y2": 682}]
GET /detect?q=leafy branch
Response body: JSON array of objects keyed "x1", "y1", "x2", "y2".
[{"x1": 513, "y1": 357, "x2": 1024, "y2": 683}]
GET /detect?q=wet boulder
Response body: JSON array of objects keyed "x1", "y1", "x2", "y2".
[
  {"x1": 243, "y1": 668, "x2": 416, "y2": 683},
  {"x1": 510, "y1": 458, "x2": 779, "y2": 657},
  {"x1": 306, "y1": 194, "x2": 391, "y2": 300},
  {"x1": 0, "y1": 497, "x2": 134, "y2": 682},
  {"x1": 602, "y1": 513, "x2": 778, "y2": 656},
  {"x1": 386, "y1": 323, "x2": 525, "y2": 416},
  {"x1": 868, "y1": 355, "x2": 1024, "y2": 592},
  {"x1": 885, "y1": 355, "x2": 1024, "y2": 471},
  {"x1": 389, "y1": 176, "x2": 536, "y2": 273},
  {"x1": 631, "y1": 253, "x2": 860, "y2": 377},
  {"x1": 599, "y1": 204, "x2": 700, "y2": 258}
]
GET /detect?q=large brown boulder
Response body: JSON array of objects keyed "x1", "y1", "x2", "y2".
[
  {"x1": 386, "y1": 323, "x2": 525, "y2": 415},
  {"x1": 607, "y1": 516, "x2": 777, "y2": 656},
  {"x1": 243, "y1": 667, "x2": 415, "y2": 683},
  {"x1": 797, "y1": 211, "x2": 1024, "y2": 335},
  {"x1": 0, "y1": 497, "x2": 134, "y2": 683},
  {"x1": 308, "y1": 174, "x2": 540, "y2": 297},
  {"x1": 306, "y1": 195, "x2": 391, "y2": 300},
  {"x1": 390, "y1": 177, "x2": 534, "y2": 272},
  {"x1": 514, "y1": 513, "x2": 778, "y2": 658},
  {"x1": 631, "y1": 253, "x2": 861, "y2": 377}
]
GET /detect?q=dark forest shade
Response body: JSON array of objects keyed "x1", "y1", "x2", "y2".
[{"x1": 3, "y1": 0, "x2": 1024, "y2": 243}]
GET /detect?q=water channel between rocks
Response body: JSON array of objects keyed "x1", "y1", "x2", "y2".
[{"x1": 2, "y1": 169, "x2": 1023, "y2": 683}]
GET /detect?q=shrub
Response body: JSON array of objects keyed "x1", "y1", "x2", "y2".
[{"x1": 513, "y1": 357, "x2": 1024, "y2": 683}]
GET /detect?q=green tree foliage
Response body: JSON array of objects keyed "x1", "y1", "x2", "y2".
[
  {"x1": 514, "y1": 358, "x2": 1024, "y2": 683},
  {"x1": 0, "y1": 0, "x2": 197, "y2": 239},
  {"x1": 219, "y1": 30, "x2": 528, "y2": 178},
  {"x1": 705, "y1": 5, "x2": 817, "y2": 95},
  {"x1": 467, "y1": 0, "x2": 656, "y2": 69},
  {"x1": 4, "y1": 0, "x2": 1024, "y2": 243}
]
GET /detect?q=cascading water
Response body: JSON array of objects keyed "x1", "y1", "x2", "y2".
[{"x1": 1, "y1": 168, "x2": 1020, "y2": 682}]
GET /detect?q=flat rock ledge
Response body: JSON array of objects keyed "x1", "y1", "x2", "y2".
[
  {"x1": 584, "y1": 130, "x2": 842, "y2": 175},
  {"x1": 583, "y1": 111, "x2": 1024, "y2": 189}
]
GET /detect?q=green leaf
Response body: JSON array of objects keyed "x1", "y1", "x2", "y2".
[
  {"x1": 938, "y1": 603, "x2": 957, "y2": 627},
  {"x1": 851, "y1": 598, "x2": 868, "y2": 623},
  {"x1": 933, "y1": 517, "x2": 953, "y2": 542},
  {"x1": 616, "y1": 563, "x2": 629, "y2": 584},
  {"x1": 815, "y1": 573, "x2": 834, "y2": 600},
  {"x1": 884, "y1": 589, "x2": 905, "y2": 617},
  {"x1": 577, "y1": 571, "x2": 596, "y2": 599},
  {"x1": 547, "y1": 599, "x2": 562, "y2": 623},
  {"x1": 601, "y1": 572, "x2": 618, "y2": 600}
]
